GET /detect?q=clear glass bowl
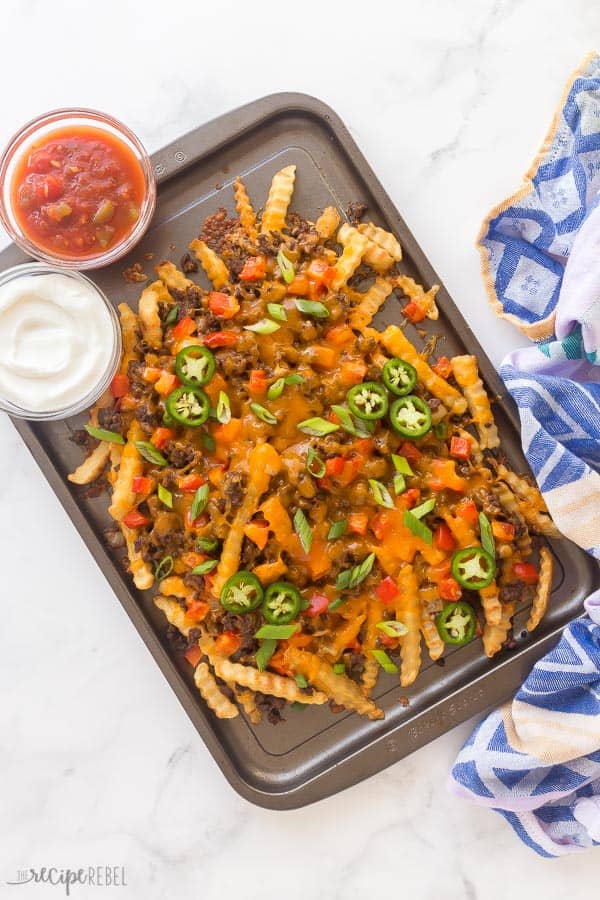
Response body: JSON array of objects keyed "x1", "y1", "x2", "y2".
[
  {"x1": 0, "y1": 108, "x2": 156, "y2": 269},
  {"x1": 0, "y1": 262, "x2": 122, "y2": 420}
]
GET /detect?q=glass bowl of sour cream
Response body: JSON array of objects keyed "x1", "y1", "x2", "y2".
[{"x1": 0, "y1": 262, "x2": 121, "y2": 420}]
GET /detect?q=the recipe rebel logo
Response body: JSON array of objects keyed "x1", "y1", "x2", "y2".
[{"x1": 6, "y1": 866, "x2": 127, "y2": 895}]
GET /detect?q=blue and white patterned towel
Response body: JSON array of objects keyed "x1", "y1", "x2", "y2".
[{"x1": 449, "y1": 54, "x2": 600, "y2": 856}]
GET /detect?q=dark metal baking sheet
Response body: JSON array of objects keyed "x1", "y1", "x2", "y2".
[{"x1": 3, "y1": 93, "x2": 598, "y2": 809}]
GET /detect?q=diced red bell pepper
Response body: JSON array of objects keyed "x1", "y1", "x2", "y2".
[
  {"x1": 325, "y1": 456, "x2": 345, "y2": 476},
  {"x1": 208, "y1": 291, "x2": 239, "y2": 319},
  {"x1": 215, "y1": 631, "x2": 242, "y2": 656},
  {"x1": 432, "y1": 356, "x2": 452, "y2": 379},
  {"x1": 306, "y1": 594, "x2": 329, "y2": 617},
  {"x1": 186, "y1": 509, "x2": 209, "y2": 530},
  {"x1": 248, "y1": 369, "x2": 268, "y2": 394},
  {"x1": 178, "y1": 473, "x2": 205, "y2": 492},
  {"x1": 379, "y1": 634, "x2": 399, "y2": 648},
  {"x1": 154, "y1": 371, "x2": 180, "y2": 396},
  {"x1": 307, "y1": 278, "x2": 327, "y2": 300},
  {"x1": 429, "y1": 559, "x2": 452, "y2": 581},
  {"x1": 110, "y1": 374, "x2": 130, "y2": 398},
  {"x1": 307, "y1": 259, "x2": 336, "y2": 286},
  {"x1": 371, "y1": 514, "x2": 391, "y2": 541},
  {"x1": 456, "y1": 498, "x2": 479, "y2": 524},
  {"x1": 184, "y1": 645, "x2": 203, "y2": 667},
  {"x1": 492, "y1": 520, "x2": 516, "y2": 542},
  {"x1": 239, "y1": 255, "x2": 266, "y2": 281},
  {"x1": 142, "y1": 366, "x2": 162, "y2": 384},
  {"x1": 355, "y1": 438, "x2": 374, "y2": 456},
  {"x1": 151, "y1": 427, "x2": 175, "y2": 450},
  {"x1": 122, "y1": 509, "x2": 151, "y2": 528},
  {"x1": 434, "y1": 522, "x2": 457, "y2": 551},
  {"x1": 203, "y1": 331, "x2": 238, "y2": 349},
  {"x1": 172, "y1": 315, "x2": 196, "y2": 341},
  {"x1": 403, "y1": 300, "x2": 426, "y2": 323},
  {"x1": 132, "y1": 476, "x2": 153, "y2": 494},
  {"x1": 398, "y1": 441, "x2": 422, "y2": 463},
  {"x1": 286, "y1": 274, "x2": 310, "y2": 296},
  {"x1": 348, "y1": 512, "x2": 369, "y2": 536},
  {"x1": 450, "y1": 436, "x2": 471, "y2": 460},
  {"x1": 375, "y1": 576, "x2": 399, "y2": 605},
  {"x1": 186, "y1": 599, "x2": 210, "y2": 622},
  {"x1": 402, "y1": 488, "x2": 421, "y2": 509},
  {"x1": 513, "y1": 562, "x2": 539, "y2": 585},
  {"x1": 439, "y1": 577, "x2": 462, "y2": 601}
]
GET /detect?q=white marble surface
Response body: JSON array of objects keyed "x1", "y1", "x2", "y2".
[{"x1": 0, "y1": 0, "x2": 598, "y2": 896}]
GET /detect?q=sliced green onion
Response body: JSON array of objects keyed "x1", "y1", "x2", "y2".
[
  {"x1": 297, "y1": 417, "x2": 339, "y2": 436},
  {"x1": 216, "y1": 390, "x2": 231, "y2": 424},
  {"x1": 376, "y1": 620, "x2": 409, "y2": 638},
  {"x1": 403, "y1": 510, "x2": 432, "y2": 545},
  {"x1": 191, "y1": 559, "x2": 218, "y2": 575},
  {"x1": 244, "y1": 318, "x2": 281, "y2": 334},
  {"x1": 255, "y1": 623, "x2": 299, "y2": 640},
  {"x1": 276, "y1": 248, "x2": 295, "y2": 284},
  {"x1": 371, "y1": 648, "x2": 399, "y2": 674},
  {"x1": 285, "y1": 373, "x2": 305, "y2": 386},
  {"x1": 479, "y1": 511, "x2": 496, "y2": 557},
  {"x1": 250, "y1": 401, "x2": 278, "y2": 425},
  {"x1": 328, "y1": 519, "x2": 348, "y2": 540},
  {"x1": 134, "y1": 441, "x2": 168, "y2": 467},
  {"x1": 434, "y1": 422, "x2": 448, "y2": 439},
  {"x1": 332, "y1": 663, "x2": 346, "y2": 675},
  {"x1": 157, "y1": 483, "x2": 173, "y2": 508},
  {"x1": 328, "y1": 596, "x2": 346, "y2": 611},
  {"x1": 293, "y1": 508, "x2": 313, "y2": 554},
  {"x1": 393, "y1": 473, "x2": 406, "y2": 495},
  {"x1": 330, "y1": 405, "x2": 373, "y2": 438},
  {"x1": 190, "y1": 483, "x2": 209, "y2": 521},
  {"x1": 291, "y1": 701, "x2": 307, "y2": 710},
  {"x1": 154, "y1": 555, "x2": 174, "y2": 580},
  {"x1": 411, "y1": 498, "x2": 436, "y2": 519},
  {"x1": 294, "y1": 298, "x2": 330, "y2": 318},
  {"x1": 336, "y1": 552, "x2": 376, "y2": 591},
  {"x1": 368, "y1": 479, "x2": 395, "y2": 509},
  {"x1": 84, "y1": 424, "x2": 125, "y2": 445},
  {"x1": 165, "y1": 305, "x2": 179, "y2": 325},
  {"x1": 267, "y1": 302, "x2": 288, "y2": 321},
  {"x1": 295, "y1": 673, "x2": 308, "y2": 688},
  {"x1": 201, "y1": 430, "x2": 216, "y2": 452},
  {"x1": 267, "y1": 377, "x2": 285, "y2": 401},
  {"x1": 255, "y1": 639, "x2": 277, "y2": 671},
  {"x1": 198, "y1": 537, "x2": 218, "y2": 552},
  {"x1": 391, "y1": 454, "x2": 414, "y2": 476},
  {"x1": 306, "y1": 447, "x2": 326, "y2": 479}
]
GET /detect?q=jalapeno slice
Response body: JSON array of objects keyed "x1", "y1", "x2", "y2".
[
  {"x1": 165, "y1": 386, "x2": 210, "y2": 427},
  {"x1": 175, "y1": 345, "x2": 216, "y2": 387},
  {"x1": 382, "y1": 357, "x2": 417, "y2": 396},
  {"x1": 262, "y1": 581, "x2": 301, "y2": 625},
  {"x1": 436, "y1": 601, "x2": 477, "y2": 645},
  {"x1": 389, "y1": 395, "x2": 432, "y2": 438},
  {"x1": 346, "y1": 382, "x2": 389, "y2": 420},
  {"x1": 220, "y1": 571, "x2": 264, "y2": 613},
  {"x1": 451, "y1": 546, "x2": 496, "y2": 590}
]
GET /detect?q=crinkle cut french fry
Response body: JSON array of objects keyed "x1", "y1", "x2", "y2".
[
  {"x1": 479, "y1": 582, "x2": 503, "y2": 627},
  {"x1": 379, "y1": 325, "x2": 467, "y2": 415},
  {"x1": 483, "y1": 601, "x2": 515, "y2": 657},
  {"x1": 68, "y1": 441, "x2": 111, "y2": 485},
  {"x1": 283, "y1": 646, "x2": 383, "y2": 718},
  {"x1": 343, "y1": 221, "x2": 395, "y2": 274},
  {"x1": 361, "y1": 598, "x2": 384, "y2": 696},
  {"x1": 188, "y1": 238, "x2": 229, "y2": 290},
  {"x1": 108, "y1": 443, "x2": 123, "y2": 486},
  {"x1": 396, "y1": 275, "x2": 439, "y2": 321},
  {"x1": 332, "y1": 225, "x2": 368, "y2": 290},
  {"x1": 159, "y1": 575, "x2": 195, "y2": 601},
  {"x1": 420, "y1": 601, "x2": 445, "y2": 661},
  {"x1": 194, "y1": 662, "x2": 239, "y2": 719},
  {"x1": 348, "y1": 277, "x2": 393, "y2": 332},
  {"x1": 121, "y1": 523, "x2": 154, "y2": 590},
  {"x1": 155, "y1": 595, "x2": 190, "y2": 635},
  {"x1": 314, "y1": 205, "x2": 341, "y2": 240},
  {"x1": 358, "y1": 222, "x2": 402, "y2": 261},
  {"x1": 138, "y1": 280, "x2": 170, "y2": 349},
  {"x1": 155, "y1": 260, "x2": 194, "y2": 292},
  {"x1": 117, "y1": 302, "x2": 139, "y2": 376},
  {"x1": 494, "y1": 479, "x2": 532, "y2": 558},
  {"x1": 108, "y1": 421, "x2": 144, "y2": 521},
  {"x1": 261, "y1": 164, "x2": 296, "y2": 234},
  {"x1": 450, "y1": 355, "x2": 499, "y2": 449},
  {"x1": 234, "y1": 687, "x2": 262, "y2": 724},
  {"x1": 496, "y1": 464, "x2": 559, "y2": 537},
  {"x1": 233, "y1": 177, "x2": 258, "y2": 239},
  {"x1": 526, "y1": 546, "x2": 553, "y2": 632},
  {"x1": 212, "y1": 442, "x2": 282, "y2": 598},
  {"x1": 396, "y1": 565, "x2": 422, "y2": 687}
]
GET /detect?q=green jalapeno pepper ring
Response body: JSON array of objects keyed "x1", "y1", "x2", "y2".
[
  {"x1": 220, "y1": 571, "x2": 264, "y2": 613},
  {"x1": 175, "y1": 345, "x2": 216, "y2": 387},
  {"x1": 451, "y1": 546, "x2": 496, "y2": 590},
  {"x1": 165, "y1": 385, "x2": 210, "y2": 427},
  {"x1": 346, "y1": 382, "x2": 389, "y2": 420},
  {"x1": 262, "y1": 581, "x2": 301, "y2": 624},
  {"x1": 436, "y1": 601, "x2": 477, "y2": 645},
  {"x1": 389, "y1": 394, "x2": 432, "y2": 438},
  {"x1": 382, "y1": 357, "x2": 417, "y2": 396}
]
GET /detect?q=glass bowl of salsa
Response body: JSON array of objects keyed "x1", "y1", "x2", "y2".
[{"x1": 0, "y1": 108, "x2": 156, "y2": 269}]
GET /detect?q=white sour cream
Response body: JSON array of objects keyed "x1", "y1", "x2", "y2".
[{"x1": 0, "y1": 271, "x2": 116, "y2": 413}]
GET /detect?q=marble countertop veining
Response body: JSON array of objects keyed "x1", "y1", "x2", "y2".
[{"x1": 1, "y1": 0, "x2": 598, "y2": 896}]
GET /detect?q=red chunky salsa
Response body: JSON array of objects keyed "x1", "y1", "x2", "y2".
[{"x1": 11, "y1": 125, "x2": 146, "y2": 259}]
